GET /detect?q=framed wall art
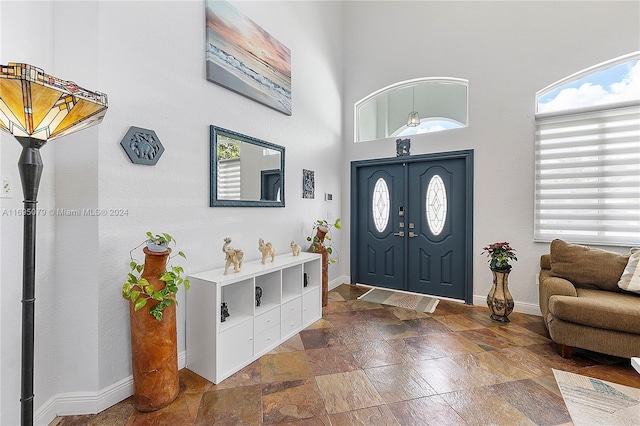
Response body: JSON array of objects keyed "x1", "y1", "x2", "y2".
[
  {"x1": 205, "y1": 0, "x2": 292, "y2": 115},
  {"x1": 302, "y1": 169, "x2": 314, "y2": 199}
]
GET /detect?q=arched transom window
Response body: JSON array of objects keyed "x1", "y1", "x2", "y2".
[{"x1": 355, "y1": 78, "x2": 468, "y2": 142}]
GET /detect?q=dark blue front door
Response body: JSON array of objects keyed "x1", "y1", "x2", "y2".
[
  {"x1": 351, "y1": 151, "x2": 473, "y2": 303},
  {"x1": 406, "y1": 159, "x2": 467, "y2": 300},
  {"x1": 355, "y1": 164, "x2": 406, "y2": 290}
]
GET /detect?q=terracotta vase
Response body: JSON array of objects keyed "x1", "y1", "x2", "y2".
[
  {"x1": 310, "y1": 226, "x2": 329, "y2": 306},
  {"x1": 486, "y1": 268, "x2": 514, "y2": 323},
  {"x1": 129, "y1": 247, "x2": 179, "y2": 412}
]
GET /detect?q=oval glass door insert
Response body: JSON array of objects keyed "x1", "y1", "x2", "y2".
[
  {"x1": 372, "y1": 178, "x2": 390, "y2": 232},
  {"x1": 426, "y1": 174, "x2": 447, "y2": 235}
]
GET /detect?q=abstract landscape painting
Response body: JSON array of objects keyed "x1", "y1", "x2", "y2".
[{"x1": 205, "y1": 0, "x2": 292, "y2": 115}]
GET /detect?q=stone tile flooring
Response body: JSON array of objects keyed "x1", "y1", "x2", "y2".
[{"x1": 52, "y1": 284, "x2": 640, "y2": 425}]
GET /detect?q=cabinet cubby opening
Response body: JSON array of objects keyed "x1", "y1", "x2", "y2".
[
  {"x1": 255, "y1": 270, "x2": 281, "y2": 312},
  {"x1": 303, "y1": 259, "x2": 321, "y2": 290},
  {"x1": 220, "y1": 278, "x2": 253, "y2": 331},
  {"x1": 282, "y1": 264, "x2": 303, "y2": 300}
]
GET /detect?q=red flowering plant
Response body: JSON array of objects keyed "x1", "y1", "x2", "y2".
[{"x1": 482, "y1": 242, "x2": 517, "y2": 271}]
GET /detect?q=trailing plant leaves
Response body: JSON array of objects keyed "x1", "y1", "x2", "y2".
[
  {"x1": 130, "y1": 290, "x2": 140, "y2": 301},
  {"x1": 151, "y1": 309, "x2": 163, "y2": 321},
  {"x1": 134, "y1": 298, "x2": 146, "y2": 311}
]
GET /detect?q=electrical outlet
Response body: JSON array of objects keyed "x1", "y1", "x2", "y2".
[
  {"x1": 2, "y1": 177, "x2": 12, "y2": 198},
  {"x1": 324, "y1": 193, "x2": 333, "y2": 201}
]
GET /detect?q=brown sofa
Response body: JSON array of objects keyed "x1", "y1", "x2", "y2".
[{"x1": 539, "y1": 239, "x2": 640, "y2": 359}]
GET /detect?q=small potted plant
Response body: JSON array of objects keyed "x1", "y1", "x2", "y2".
[
  {"x1": 481, "y1": 241, "x2": 517, "y2": 271},
  {"x1": 145, "y1": 231, "x2": 173, "y2": 253},
  {"x1": 121, "y1": 232, "x2": 190, "y2": 412},
  {"x1": 307, "y1": 218, "x2": 341, "y2": 307},
  {"x1": 307, "y1": 218, "x2": 341, "y2": 264},
  {"x1": 482, "y1": 241, "x2": 517, "y2": 323},
  {"x1": 123, "y1": 232, "x2": 190, "y2": 318}
]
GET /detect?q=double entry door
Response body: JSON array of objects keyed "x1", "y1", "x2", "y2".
[{"x1": 351, "y1": 151, "x2": 473, "y2": 303}]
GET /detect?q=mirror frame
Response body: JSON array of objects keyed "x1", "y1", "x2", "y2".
[{"x1": 210, "y1": 125, "x2": 285, "y2": 207}]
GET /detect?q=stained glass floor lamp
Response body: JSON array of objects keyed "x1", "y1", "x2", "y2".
[{"x1": 0, "y1": 63, "x2": 108, "y2": 426}]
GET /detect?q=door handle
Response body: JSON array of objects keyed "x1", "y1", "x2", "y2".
[
  {"x1": 409, "y1": 232, "x2": 417, "y2": 238},
  {"x1": 394, "y1": 231, "x2": 405, "y2": 237}
]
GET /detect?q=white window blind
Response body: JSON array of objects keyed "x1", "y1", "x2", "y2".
[
  {"x1": 217, "y1": 158, "x2": 241, "y2": 200},
  {"x1": 534, "y1": 103, "x2": 640, "y2": 246}
]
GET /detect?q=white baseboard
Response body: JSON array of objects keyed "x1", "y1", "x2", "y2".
[
  {"x1": 328, "y1": 275, "x2": 350, "y2": 290},
  {"x1": 34, "y1": 351, "x2": 187, "y2": 425},
  {"x1": 328, "y1": 279, "x2": 542, "y2": 317},
  {"x1": 472, "y1": 295, "x2": 541, "y2": 317}
]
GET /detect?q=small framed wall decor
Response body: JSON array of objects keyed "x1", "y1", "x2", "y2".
[
  {"x1": 396, "y1": 138, "x2": 411, "y2": 157},
  {"x1": 302, "y1": 169, "x2": 315, "y2": 199},
  {"x1": 120, "y1": 126, "x2": 164, "y2": 165}
]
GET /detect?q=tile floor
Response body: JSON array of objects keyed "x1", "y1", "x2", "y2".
[{"x1": 52, "y1": 284, "x2": 640, "y2": 425}]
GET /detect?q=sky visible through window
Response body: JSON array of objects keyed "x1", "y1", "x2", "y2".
[
  {"x1": 396, "y1": 118, "x2": 464, "y2": 137},
  {"x1": 537, "y1": 58, "x2": 639, "y2": 113}
]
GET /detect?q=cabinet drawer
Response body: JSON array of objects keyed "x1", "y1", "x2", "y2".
[
  {"x1": 255, "y1": 325, "x2": 280, "y2": 355},
  {"x1": 303, "y1": 288, "x2": 321, "y2": 324},
  {"x1": 255, "y1": 307, "x2": 281, "y2": 335},
  {"x1": 282, "y1": 297, "x2": 302, "y2": 320},
  {"x1": 281, "y1": 314, "x2": 302, "y2": 338},
  {"x1": 218, "y1": 319, "x2": 253, "y2": 375}
]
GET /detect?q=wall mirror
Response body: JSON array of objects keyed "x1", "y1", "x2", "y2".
[
  {"x1": 210, "y1": 125, "x2": 285, "y2": 207},
  {"x1": 355, "y1": 78, "x2": 468, "y2": 142}
]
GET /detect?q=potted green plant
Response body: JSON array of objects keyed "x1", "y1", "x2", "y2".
[
  {"x1": 122, "y1": 232, "x2": 190, "y2": 319},
  {"x1": 307, "y1": 218, "x2": 341, "y2": 307},
  {"x1": 481, "y1": 241, "x2": 517, "y2": 271},
  {"x1": 121, "y1": 232, "x2": 190, "y2": 412},
  {"x1": 306, "y1": 218, "x2": 341, "y2": 264},
  {"x1": 145, "y1": 231, "x2": 173, "y2": 253},
  {"x1": 482, "y1": 241, "x2": 517, "y2": 323}
]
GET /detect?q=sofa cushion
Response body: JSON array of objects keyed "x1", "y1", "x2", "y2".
[
  {"x1": 549, "y1": 239, "x2": 629, "y2": 292},
  {"x1": 618, "y1": 248, "x2": 640, "y2": 294},
  {"x1": 548, "y1": 288, "x2": 640, "y2": 335}
]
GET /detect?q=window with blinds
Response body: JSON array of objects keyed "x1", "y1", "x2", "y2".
[
  {"x1": 217, "y1": 158, "x2": 241, "y2": 200},
  {"x1": 534, "y1": 53, "x2": 640, "y2": 246}
]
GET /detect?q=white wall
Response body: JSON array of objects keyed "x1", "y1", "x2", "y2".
[
  {"x1": 1, "y1": 0, "x2": 638, "y2": 424},
  {"x1": 0, "y1": 1, "x2": 58, "y2": 424},
  {"x1": 1, "y1": 0, "x2": 344, "y2": 424},
  {"x1": 341, "y1": 0, "x2": 640, "y2": 310}
]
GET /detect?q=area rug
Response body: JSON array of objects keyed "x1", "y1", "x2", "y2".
[
  {"x1": 357, "y1": 287, "x2": 439, "y2": 314},
  {"x1": 553, "y1": 369, "x2": 640, "y2": 425}
]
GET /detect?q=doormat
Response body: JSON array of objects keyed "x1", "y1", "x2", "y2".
[
  {"x1": 553, "y1": 369, "x2": 640, "y2": 425},
  {"x1": 357, "y1": 287, "x2": 439, "y2": 314}
]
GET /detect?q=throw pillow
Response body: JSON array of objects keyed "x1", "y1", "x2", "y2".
[
  {"x1": 618, "y1": 248, "x2": 640, "y2": 294},
  {"x1": 549, "y1": 239, "x2": 629, "y2": 292}
]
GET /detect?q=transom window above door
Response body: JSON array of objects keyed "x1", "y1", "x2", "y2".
[{"x1": 354, "y1": 78, "x2": 468, "y2": 142}]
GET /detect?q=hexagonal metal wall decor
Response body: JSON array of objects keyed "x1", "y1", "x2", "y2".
[{"x1": 120, "y1": 126, "x2": 164, "y2": 165}]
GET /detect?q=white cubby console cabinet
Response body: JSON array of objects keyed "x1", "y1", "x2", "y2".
[{"x1": 186, "y1": 252, "x2": 322, "y2": 384}]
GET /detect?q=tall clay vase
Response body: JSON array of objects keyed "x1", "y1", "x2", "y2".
[
  {"x1": 310, "y1": 226, "x2": 329, "y2": 306},
  {"x1": 486, "y1": 268, "x2": 514, "y2": 323},
  {"x1": 129, "y1": 247, "x2": 179, "y2": 411}
]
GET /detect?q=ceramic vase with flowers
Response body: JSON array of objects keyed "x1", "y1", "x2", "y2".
[{"x1": 482, "y1": 241, "x2": 517, "y2": 322}]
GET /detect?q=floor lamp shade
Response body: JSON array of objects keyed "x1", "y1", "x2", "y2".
[{"x1": 0, "y1": 62, "x2": 108, "y2": 426}]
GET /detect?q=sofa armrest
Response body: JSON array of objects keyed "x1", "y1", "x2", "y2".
[
  {"x1": 540, "y1": 254, "x2": 551, "y2": 270},
  {"x1": 539, "y1": 270, "x2": 577, "y2": 326}
]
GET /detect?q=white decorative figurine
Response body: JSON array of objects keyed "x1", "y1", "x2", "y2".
[
  {"x1": 258, "y1": 238, "x2": 276, "y2": 264},
  {"x1": 222, "y1": 237, "x2": 243, "y2": 275},
  {"x1": 291, "y1": 241, "x2": 301, "y2": 256}
]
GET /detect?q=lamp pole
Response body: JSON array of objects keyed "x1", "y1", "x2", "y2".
[
  {"x1": 1, "y1": 63, "x2": 107, "y2": 425},
  {"x1": 16, "y1": 137, "x2": 44, "y2": 426}
]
